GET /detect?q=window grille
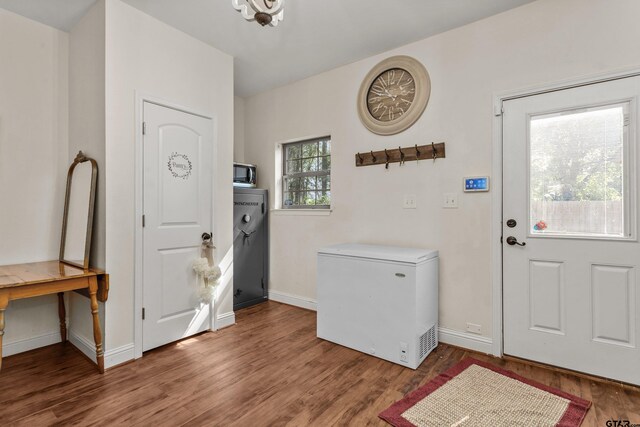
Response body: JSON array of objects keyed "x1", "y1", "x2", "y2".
[{"x1": 282, "y1": 136, "x2": 331, "y2": 209}]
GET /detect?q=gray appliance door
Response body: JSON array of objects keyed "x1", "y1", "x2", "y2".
[{"x1": 233, "y1": 191, "x2": 267, "y2": 309}]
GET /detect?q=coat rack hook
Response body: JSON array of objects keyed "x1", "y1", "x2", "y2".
[
  {"x1": 357, "y1": 152, "x2": 363, "y2": 164},
  {"x1": 384, "y1": 149, "x2": 390, "y2": 169},
  {"x1": 370, "y1": 150, "x2": 376, "y2": 162},
  {"x1": 431, "y1": 142, "x2": 437, "y2": 162},
  {"x1": 414, "y1": 144, "x2": 420, "y2": 162},
  {"x1": 398, "y1": 146, "x2": 405, "y2": 166}
]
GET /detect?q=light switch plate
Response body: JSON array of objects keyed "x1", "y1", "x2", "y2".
[
  {"x1": 443, "y1": 193, "x2": 458, "y2": 208},
  {"x1": 403, "y1": 194, "x2": 417, "y2": 209}
]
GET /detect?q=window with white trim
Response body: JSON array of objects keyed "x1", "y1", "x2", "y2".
[{"x1": 282, "y1": 136, "x2": 331, "y2": 209}]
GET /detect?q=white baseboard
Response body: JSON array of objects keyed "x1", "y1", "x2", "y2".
[
  {"x1": 438, "y1": 327, "x2": 493, "y2": 354},
  {"x1": 267, "y1": 293, "x2": 493, "y2": 355},
  {"x1": 269, "y1": 290, "x2": 317, "y2": 311},
  {"x1": 216, "y1": 311, "x2": 235, "y2": 330},
  {"x1": 69, "y1": 330, "x2": 135, "y2": 369},
  {"x1": 3, "y1": 331, "x2": 62, "y2": 357},
  {"x1": 104, "y1": 343, "x2": 135, "y2": 369},
  {"x1": 68, "y1": 329, "x2": 96, "y2": 362}
]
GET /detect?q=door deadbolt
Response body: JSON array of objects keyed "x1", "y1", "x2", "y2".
[{"x1": 506, "y1": 219, "x2": 517, "y2": 228}]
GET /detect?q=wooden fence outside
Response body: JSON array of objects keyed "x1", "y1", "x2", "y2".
[{"x1": 531, "y1": 200, "x2": 623, "y2": 235}]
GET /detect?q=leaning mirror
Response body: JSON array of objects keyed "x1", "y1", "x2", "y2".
[{"x1": 60, "y1": 151, "x2": 98, "y2": 269}]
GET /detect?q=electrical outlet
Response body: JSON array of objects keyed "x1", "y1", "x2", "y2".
[
  {"x1": 403, "y1": 194, "x2": 417, "y2": 209},
  {"x1": 443, "y1": 193, "x2": 458, "y2": 208},
  {"x1": 466, "y1": 322, "x2": 482, "y2": 334}
]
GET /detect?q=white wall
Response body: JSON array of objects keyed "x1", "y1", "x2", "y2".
[
  {"x1": 243, "y1": 0, "x2": 640, "y2": 341},
  {"x1": 67, "y1": 0, "x2": 107, "y2": 352},
  {"x1": 234, "y1": 96, "x2": 246, "y2": 163},
  {"x1": 0, "y1": 9, "x2": 69, "y2": 355},
  {"x1": 104, "y1": 0, "x2": 234, "y2": 353},
  {"x1": 69, "y1": 0, "x2": 106, "y2": 270}
]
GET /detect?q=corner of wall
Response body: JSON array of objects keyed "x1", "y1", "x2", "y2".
[
  {"x1": 68, "y1": 0, "x2": 108, "y2": 356},
  {"x1": 234, "y1": 95, "x2": 246, "y2": 163}
]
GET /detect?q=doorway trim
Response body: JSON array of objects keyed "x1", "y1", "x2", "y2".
[
  {"x1": 491, "y1": 65, "x2": 640, "y2": 358},
  {"x1": 133, "y1": 93, "x2": 217, "y2": 359}
]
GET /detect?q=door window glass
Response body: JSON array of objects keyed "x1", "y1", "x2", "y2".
[{"x1": 529, "y1": 103, "x2": 630, "y2": 238}]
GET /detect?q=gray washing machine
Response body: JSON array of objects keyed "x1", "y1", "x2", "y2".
[{"x1": 233, "y1": 187, "x2": 268, "y2": 310}]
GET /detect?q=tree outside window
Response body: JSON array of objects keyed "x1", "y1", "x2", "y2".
[{"x1": 282, "y1": 137, "x2": 331, "y2": 209}]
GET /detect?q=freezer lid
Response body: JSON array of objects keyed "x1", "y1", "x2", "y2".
[{"x1": 317, "y1": 243, "x2": 438, "y2": 264}]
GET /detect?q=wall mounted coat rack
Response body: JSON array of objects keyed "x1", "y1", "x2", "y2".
[{"x1": 355, "y1": 142, "x2": 446, "y2": 168}]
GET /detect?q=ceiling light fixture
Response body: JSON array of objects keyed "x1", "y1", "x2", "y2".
[{"x1": 232, "y1": 0, "x2": 284, "y2": 27}]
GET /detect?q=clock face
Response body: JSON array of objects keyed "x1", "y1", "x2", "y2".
[
  {"x1": 366, "y1": 68, "x2": 416, "y2": 122},
  {"x1": 357, "y1": 56, "x2": 430, "y2": 135}
]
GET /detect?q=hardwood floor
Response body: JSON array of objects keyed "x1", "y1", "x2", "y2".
[{"x1": 1, "y1": 301, "x2": 638, "y2": 426}]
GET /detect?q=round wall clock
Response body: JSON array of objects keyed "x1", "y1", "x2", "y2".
[{"x1": 357, "y1": 55, "x2": 431, "y2": 136}]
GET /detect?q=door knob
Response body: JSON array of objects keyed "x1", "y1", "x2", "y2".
[
  {"x1": 506, "y1": 236, "x2": 526, "y2": 246},
  {"x1": 202, "y1": 232, "x2": 212, "y2": 241}
]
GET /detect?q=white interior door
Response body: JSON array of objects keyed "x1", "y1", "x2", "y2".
[
  {"x1": 143, "y1": 102, "x2": 214, "y2": 352},
  {"x1": 503, "y1": 76, "x2": 640, "y2": 385}
]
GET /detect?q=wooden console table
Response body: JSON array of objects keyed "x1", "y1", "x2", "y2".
[{"x1": 0, "y1": 261, "x2": 109, "y2": 373}]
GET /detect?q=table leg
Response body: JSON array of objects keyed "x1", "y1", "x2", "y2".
[
  {"x1": 88, "y1": 277, "x2": 104, "y2": 373},
  {"x1": 57, "y1": 292, "x2": 67, "y2": 342},
  {"x1": 0, "y1": 294, "x2": 8, "y2": 373}
]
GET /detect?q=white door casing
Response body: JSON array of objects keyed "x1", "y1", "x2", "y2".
[
  {"x1": 142, "y1": 102, "x2": 214, "y2": 352},
  {"x1": 503, "y1": 76, "x2": 640, "y2": 385}
]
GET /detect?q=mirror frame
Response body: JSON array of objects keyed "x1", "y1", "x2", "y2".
[{"x1": 59, "y1": 151, "x2": 98, "y2": 269}]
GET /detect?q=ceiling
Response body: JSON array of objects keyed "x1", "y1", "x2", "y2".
[
  {"x1": 0, "y1": 0, "x2": 535, "y2": 97},
  {"x1": 0, "y1": 0, "x2": 98, "y2": 32}
]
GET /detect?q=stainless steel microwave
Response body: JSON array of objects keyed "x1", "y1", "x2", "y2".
[{"x1": 233, "y1": 162, "x2": 257, "y2": 187}]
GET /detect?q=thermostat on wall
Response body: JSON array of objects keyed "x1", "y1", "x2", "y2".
[{"x1": 463, "y1": 176, "x2": 490, "y2": 192}]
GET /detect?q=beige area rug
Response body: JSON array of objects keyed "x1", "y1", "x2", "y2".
[{"x1": 379, "y1": 358, "x2": 591, "y2": 427}]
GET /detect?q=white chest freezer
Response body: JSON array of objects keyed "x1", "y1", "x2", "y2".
[{"x1": 317, "y1": 243, "x2": 439, "y2": 369}]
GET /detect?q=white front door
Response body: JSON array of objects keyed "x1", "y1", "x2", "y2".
[
  {"x1": 503, "y1": 76, "x2": 640, "y2": 385},
  {"x1": 142, "y1": 102, "x2": 214, "y2": 352}
]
